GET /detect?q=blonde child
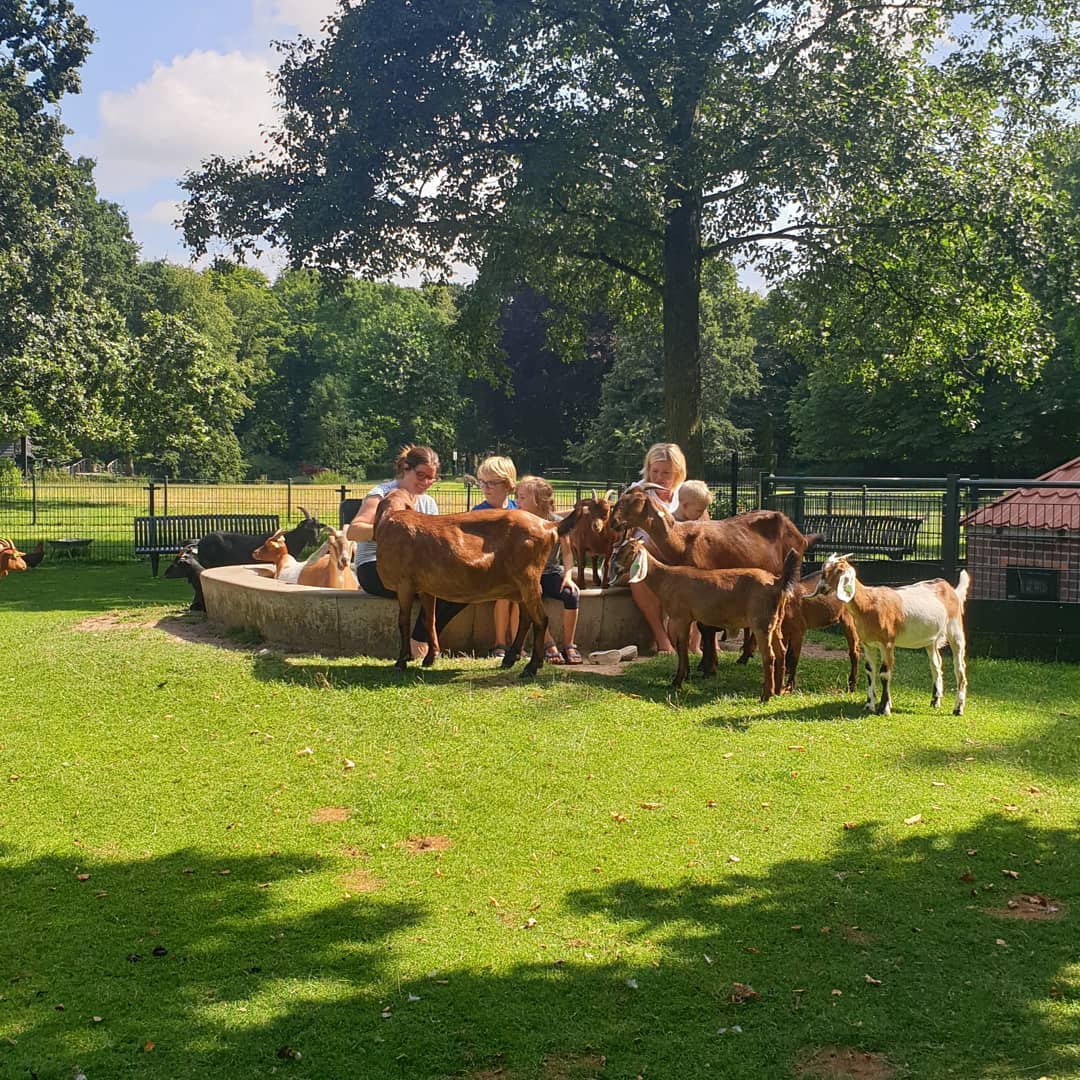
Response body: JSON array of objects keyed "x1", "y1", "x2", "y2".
[
  {"x1": 472, "y1": 455, "x2": 519, "y2": 657},
  {"x1": 675, "y1": 480, "x2": 712, "y2": 522},
  {"x1": 515, "y1": 475, "x2": 582, "y2": 664},
  {"x1": 628, "y1": 442, "x2": 687, "y2": 653}
]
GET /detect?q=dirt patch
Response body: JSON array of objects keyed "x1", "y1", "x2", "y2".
[
  {"x1": 402, "y1": 835, "x2": 451, "y2": 854},
  {"x1": 76, "y1": 612, "x2": 157, "y2": 633},
  {"x1": 843, "y1": 926, "x2": 873, "y2": 945},
  {"x1": 309, "y1": 807, "x2": 350, "y2": 824},
  {"x1": 341, "y1": 868, "x2": 383, "y2": 894},
  {"x1": 541, "y1": 1052, "x2": 606, "y2": 1079},
  {"x1": 796, "y1": 1047, "x2": 895, "y2": 1080},
  {"x1": 991, "y1": 893, "x2": 1065, "y2": 921}
]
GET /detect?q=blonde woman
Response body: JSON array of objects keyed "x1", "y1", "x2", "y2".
[{"x1": 628, "y1": 442, "x2": 686, "y2": 653}]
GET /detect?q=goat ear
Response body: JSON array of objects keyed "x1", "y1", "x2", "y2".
[
  {"x1": 837, "y1": 567, "x2": 857, "y2": 603},
  {"x1": 627, "y1": 548, "x2": 648, "y2": 584}
]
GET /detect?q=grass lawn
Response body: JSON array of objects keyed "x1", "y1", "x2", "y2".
[{"x1": 1, "y1": 565, "x2": 1078, "y2": 1080}]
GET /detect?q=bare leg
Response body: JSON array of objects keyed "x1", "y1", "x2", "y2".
[{"x1": 631, "y1": 580, "x2": 673, "y2": 653}]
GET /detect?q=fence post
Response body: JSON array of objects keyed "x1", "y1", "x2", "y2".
[
  {"x1": 793, "y1": 479, "x2": 807, "y2": 531},
  {"x1": 286, "y1": 477, "x2": 292, "y2": 520},
  {"x1": 759, "y1": 472, "x2": 773, "y2": 511},
  {"x1": 163, "y1": 475, "x2": 168, "y2": 517},
  {"x1": 729, "y1": 449, "x2": 739, "y2": 517},
  {"x1": 941, "y1": 473, "x2": 960, "y2": 581},
  {"x1": 31, "y1": 469, "x2": 37, "y2": 526}
]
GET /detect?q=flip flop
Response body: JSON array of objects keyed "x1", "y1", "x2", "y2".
[{"x1": 545, "y1": 643, "x2": 565, "y2": 664}]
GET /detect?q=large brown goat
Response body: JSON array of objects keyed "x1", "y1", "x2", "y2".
[
  {"x1": 373, "y1": 488, "x2": 579, "y2": 677},
  {"x1": 611, "y1": 487, "x2": 820, "y2": 679}
]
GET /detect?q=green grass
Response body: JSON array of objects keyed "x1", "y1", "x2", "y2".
[{"x1": 2, "y1": 565, "x2": 1079, "y2": 1080}]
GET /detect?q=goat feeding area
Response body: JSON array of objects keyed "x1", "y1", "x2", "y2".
[{"x1": 1, "y1": 564, "x2": 1079, "y2": 1080}]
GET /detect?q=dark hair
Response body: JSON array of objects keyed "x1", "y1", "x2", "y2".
[{"x1": 393, "y1": 444, "x2": 440, "y2": 478}]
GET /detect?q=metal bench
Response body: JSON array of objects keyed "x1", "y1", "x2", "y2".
[
  {"x1": 803, "y1": 513, "x2": 923, "y2": 559},
  {"x1": 134, "y1": 513, "x2": 279, "y2": 575}
]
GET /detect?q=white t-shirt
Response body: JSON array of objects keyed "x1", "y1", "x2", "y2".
[{"x1": 354, "y1": 478, "x2": 439, "y2": 567}]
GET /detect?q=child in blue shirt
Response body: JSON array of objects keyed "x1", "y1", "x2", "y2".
[{"x1": 472, "y1": 455, "x2": 518, "y2": 657}]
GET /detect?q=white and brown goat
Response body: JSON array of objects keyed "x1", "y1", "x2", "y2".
[{"x1": 811, "y1": 554, "x2": 970, "y2": 715}]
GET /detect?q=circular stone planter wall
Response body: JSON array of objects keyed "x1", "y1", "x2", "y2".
[{"x1": 201, "y1": 565, "x2": 654, "y2": 658}]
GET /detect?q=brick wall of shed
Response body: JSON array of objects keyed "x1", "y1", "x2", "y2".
[{"x1": 965, "y1": 529, "x2": 1080, "y2": 603}]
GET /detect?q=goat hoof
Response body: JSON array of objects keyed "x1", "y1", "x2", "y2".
[
  {"x1": 953, "y1": 705, "x2": 964, "y2": 716},
  {"x1": 394, "y1": 660, "x2": 409, "y2": 672},
  {"x1": 735, "y1": 656, "x2": 750, "y2": 666},
  {"x1": 519, "y1": 667, "x2": 537, "y2": 680}
]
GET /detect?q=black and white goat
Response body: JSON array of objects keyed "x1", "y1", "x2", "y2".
[{"x1": 811, "y1": 554, "x2": 970, "y2": 715}]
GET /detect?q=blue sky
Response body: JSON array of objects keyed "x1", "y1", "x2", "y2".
[{"x1": 60, "y1": 0, "x2": 336, "y2": 268}]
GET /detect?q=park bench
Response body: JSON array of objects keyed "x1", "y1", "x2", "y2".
[
  {"x1": 134, "y1": 513, "x2": 279, "y2": 575},
  {"x1": 803, "y1": 513, "x2": 923, "y2": 560}
]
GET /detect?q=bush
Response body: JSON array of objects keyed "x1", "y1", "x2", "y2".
[{"x1": 0, "y1": 458, "x2": 22, "y2": 497}]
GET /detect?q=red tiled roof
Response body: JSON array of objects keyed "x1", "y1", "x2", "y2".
[{"x1": 962, "y1": 457, "x2": 1080, "y2": 531}]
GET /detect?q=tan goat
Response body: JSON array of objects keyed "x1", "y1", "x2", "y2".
[
  {"x1": 608, "y1": 537, "x2": 799, "y2": 701},
  {"x1": 0, "y1": 539, "x2": 28, "y2": 579},
  {"x1": 811, "y1": 554, "x2": 970, "y2": 715}
]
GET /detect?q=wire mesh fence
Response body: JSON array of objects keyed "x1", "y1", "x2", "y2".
[{"x1": 6, "y1": 466, "x2": 1076, "y2": 609}]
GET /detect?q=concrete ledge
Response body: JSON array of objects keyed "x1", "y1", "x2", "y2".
[{"x1": 201, "y1": 565, "x2": 653, "y2": 658}]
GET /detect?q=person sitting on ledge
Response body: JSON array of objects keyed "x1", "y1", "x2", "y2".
[{"x1": 347, "y1": 444, "x2": 465, "y2": 659}]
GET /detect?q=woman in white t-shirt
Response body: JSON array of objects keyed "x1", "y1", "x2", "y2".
[
  {"x1": 348, "y1": 444, "x2": 465, "y2": 658},
  {"x1": 627, "y1": 442, "x2": 686, "y2": 654}
]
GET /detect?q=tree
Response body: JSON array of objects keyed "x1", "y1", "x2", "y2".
[
  {"x1": 181, "y1": 0, "x2": 1080, "y2": 473},
  {"x1": 569, "y1": 262, "x2": 758, "y2": 477},
  {"x1": 1, "y1": 0, "x2": 125, "y2": 451}
]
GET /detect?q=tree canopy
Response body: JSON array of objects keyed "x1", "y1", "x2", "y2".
[{"x1": 181, "y1": 0, "x2": 1080, "y2": 472}]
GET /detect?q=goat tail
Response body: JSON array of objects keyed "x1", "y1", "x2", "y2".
[
  {"x1": 955, "y1": 569, "x2": 971, "y2": 608},
  {"x1": 556, "y1": 507, "x2": 580, "y2": 536},
  {"x1": 779, "y1": 548, "x2": 800, "y2": 597}
]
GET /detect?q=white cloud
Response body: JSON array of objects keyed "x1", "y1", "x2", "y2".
[
  {"x1": 252, "y1": 0, "x2": 339, "y2": 37},
  {"x1": 142, "y1": 199, "x2": 181, "y2": 226},
  {"x1": 86, "y1": 50, "x2": 277, "y2": 195}
]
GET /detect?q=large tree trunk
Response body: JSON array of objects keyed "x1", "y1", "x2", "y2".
[{"x1": 662, "y1": 182, "x2": 704, "y2": 476}]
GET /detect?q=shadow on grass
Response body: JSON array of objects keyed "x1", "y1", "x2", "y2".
[{"x1": 2, "y1": 815, "x2": 1076, "y2": 1080}]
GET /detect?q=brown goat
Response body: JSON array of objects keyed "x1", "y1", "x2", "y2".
[
  {"x1": 373, "y1": 488, "x2": 579, "y2": 676},
  {"x1": 0, "y1": 539, "x2": 28, "y2": 579},
  {"x1": 569, "y1": 489, "x2": 618, "y2": 588},
  {"x1": 736, "y1": 570, "x2": 860, "y2": 691},
  {"x1": 609, "y1": 538, "x2": 799, "y2": 700},
  {"x1": 611, "y1": 487, "x2": 818, "y2": 678}
]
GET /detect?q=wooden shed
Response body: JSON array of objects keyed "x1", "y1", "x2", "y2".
[{"x1": 961, "y1": 457, "x2": 1080, "y2": 605}]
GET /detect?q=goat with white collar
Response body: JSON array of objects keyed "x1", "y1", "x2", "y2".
[{"x1": 811, "y1": 554, "x2": 970, "y2": 715}]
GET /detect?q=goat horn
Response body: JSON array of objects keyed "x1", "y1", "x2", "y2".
[
  {"x1": 298, "y1": 505, "x2": 311, "y2": 519},
  {"x1": 0, "y1": 539, "x2": 12, "y2": 548}
]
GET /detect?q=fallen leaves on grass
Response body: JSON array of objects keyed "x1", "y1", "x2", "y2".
[
  {"x1": 729, "y1": 981, "x2": 758, "y2": 1004},
  {"x1": 991, "y1": 894, "x2": 1065, "y2": 921},
  {"x1": 903, "y1": 814, "x2": 923, "y2": 826}
]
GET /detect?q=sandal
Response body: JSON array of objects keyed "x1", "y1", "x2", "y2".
[
  {"x1": 562, "y1": 643, "x2": 583, "y2": 665},
  {"x1": 491, "y1": 644, "x2": 507, "y2": 659},
  {"x1": 545, "y1": 643, "x2": 565, "y2": 664}
]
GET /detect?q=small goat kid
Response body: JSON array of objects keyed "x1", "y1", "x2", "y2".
[
  {"x1": 252, "y1": 527, "x2": 358, "y2": 589},
  {"x1": 163, "y1": 542, "x2": 206, "y2": 609},
  {"x1": 373, "y1": 488, "x2": 579, "y2": 676},
  {"x1": 569, "y1": 489, "x2": 618, "y2": 588},
  {"x1": 0, "y1": 539, "x2": 28, "y2": 579},
  {"x1": 811, "y1": 554, "x2": 970, "y2": 715},
  {"x1": 608, "y1": 538, "x2": 799, "y2": 701}
]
